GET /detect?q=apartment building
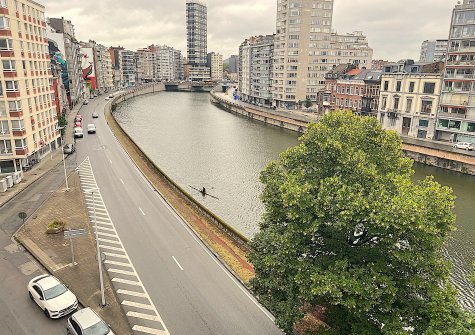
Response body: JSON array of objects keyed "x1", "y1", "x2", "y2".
[
  {"x1": 207, "y1": 52, "x2": 223, "y2": 81},
  {"x1": 109, "y1": 46, "x2": 124, "y2": 89},
  {"x1": 121, "y1": 50, "x2": 136, "y2": 87},
  {"x1": 0, "y1": 0, "x2": 60, "y2": 174},
  {"x1": 239, "y1": 35, "x2": 274, "y2": 106},
  {"x1": 272, "y1": 0, "x2": 372, "y2": 110},
  {"x1": 48, "y1": 17, "x2": 83, "y2": 106},
  {"x1": 186, "y1": 0, "x2": 210, "y2": 81},
  {"x1": 150, "y1": 44, "x2": 183, "y2": 81},
  {"x1": 438, "y1": 0, "x2": 475, "y2": 144},
  {"x1": 378, "y1": 60, "x2": 444, "y2": 140},
  {"x1": 96, "y1": 43, "x2": 113, "y2": 92},
  {"x1": 420, "y1": 39, "x2": 448, "y2": 62},
  {"x1": 135, "y1": 47, "x2": 155, "y2": 84}
]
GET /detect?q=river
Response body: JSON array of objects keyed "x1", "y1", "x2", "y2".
[{"x1": 114, "y1": 91, "x2": 475, "y2": 310}]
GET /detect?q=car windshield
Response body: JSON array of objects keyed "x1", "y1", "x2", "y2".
[
  {"x1": 43, "y1": 283, "x2": 68, "y2": 300},
  {"x1": 84, "y1": 320, "x2": 110, "y2": 335}
]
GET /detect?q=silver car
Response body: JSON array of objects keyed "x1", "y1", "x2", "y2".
[{"x1": 67, "y1": 307, "x2": 114, "y2": 335}]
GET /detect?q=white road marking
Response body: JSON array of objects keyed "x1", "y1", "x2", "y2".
[
  {"x1": 109, "y1": 159, "x2": 113, "y2": 165},
  {"x1": 139, "y1": 207, "x2": 145, "y2": 216},
  {"x1": 108, "y1": 268, "x2": 136, "y2": 276},
  {"x1": 120, "y1": 178, "x2": 125, "y2": 185},
  {"x1": 98, "y1": 244, "x2": 124, "y2": 252},
  {"x1": 98, "y1": 238, "x2": 121, "y2": 245},
  {"x1": 97, "y1": 231, "x2": 119, "y2": 239},
  {"x1": 132, "y1": 325, "x2": 167, "y2": 335},
  {"x1": 112, "y1": 278, "x2": 141, "y2": 286},
  {"x1": 103, "y1": 252, "x2": 128, "y2": 259},
  {"x1": 105, "y1": 260, "x2": 132, "y2": 268},
  {"x1": 127, "y1": 311, "x2": 161, "y2": 322},
  {"x1": 96, "y1": 226, "x2": 115, "y2": 233},
  {"x1": 118, "y1": 290, "x2": 147, "y2": 299},
  {"x1": 172, "y1": 256, "x2": 184, "y2": 271},
  {"x1": 122, "y1": 300, "x2": 154, "y2": 311}
]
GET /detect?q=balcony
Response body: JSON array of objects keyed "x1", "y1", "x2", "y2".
[
  {"x1": 9, "y1": 110, "x2": 23, "y2": 117},
  {"x1": 437, "y1": 111, "x2": 467, "y2": 119},
  {"x1": 0, "y1": 50, "x2": 14, "y2": 57},
  {"x1": 12, "y1": 129, "x2": 26, "y2": 136},
  {"x1": 15, "y1": 147, "x2": 28, "y2": 156}
]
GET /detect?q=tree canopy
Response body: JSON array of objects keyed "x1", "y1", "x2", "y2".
[{"x1": 249, "y1": 111, "x2": 474, "y2": 334}]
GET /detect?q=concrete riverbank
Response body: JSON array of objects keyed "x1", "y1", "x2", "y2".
[{"x1": 210, "y1": 90, "x2": 475, "y2": 176}]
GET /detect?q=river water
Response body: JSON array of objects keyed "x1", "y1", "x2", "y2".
[{"x1": 114, "y1": 91, "x2": 475, "y2": 310}]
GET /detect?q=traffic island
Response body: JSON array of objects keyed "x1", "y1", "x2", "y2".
[{"x1": 15, "y1": 173, "x2": 132, "y2": 335}]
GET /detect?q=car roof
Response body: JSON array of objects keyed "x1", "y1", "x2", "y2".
[
  {"x1": 73, "y1": 308, "x2": 102, "y2": 329},
  {"x1": 37, "y1": 275, "x2": 61, "y2": 290},
  {"x1": 87, "y1": 124, "x2": 95, "y2": 127}
]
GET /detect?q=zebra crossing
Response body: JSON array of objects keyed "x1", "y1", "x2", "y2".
[{"x1": 76, "y1": 157, "x2": 170, "y2": 335}]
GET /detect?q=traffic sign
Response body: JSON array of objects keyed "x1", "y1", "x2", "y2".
[{"x1": 64, "y1": 229, "x2": 87, "y2": 239}]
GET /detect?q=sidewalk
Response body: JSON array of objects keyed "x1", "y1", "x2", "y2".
[
  {"x1": 15, "y1": 172, "x2": 132, "y2": 335},
  {"x1": 0, "y1": 103, "x2": 82, "y2": 209}
]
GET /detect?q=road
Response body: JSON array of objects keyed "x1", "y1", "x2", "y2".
[
  {"x1": 74, "y1": 95, "x2": 283, "y2": 334},
  {"x1": 0, "y1": 158, "x2": 77, "y2": 334}
]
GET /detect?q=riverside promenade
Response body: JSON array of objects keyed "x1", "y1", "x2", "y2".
[{"x1": 211, "y1": 90, "x2": 475, "y2": 175}]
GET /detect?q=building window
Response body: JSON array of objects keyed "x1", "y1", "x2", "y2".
[
  {"x1": 467, "y1": 122, "x2": 475, "y2": 132},
  {"x1": 419, "y1": 119, "x2": 429, "y2": 127},
  {"x1": 0, "y1": 0, "x2": 6, "y2": 8},
  {"x1": 5, "y1": 81, "x2": 19, "y2": 92},
  {"x1": 0, "y1": 16, "x2": 9, "y2": 29},
  {"x1": 381, "y1": 96, "x2": 387, "y2": 110},
  {"x1": 396, "y1": 81, "x2": 401, "y2": 92},
  {"x1": 0, "y1": 38, "x2": 13, "y2": 50},
  {"x1": 383, "y1": 80, "x2": 389, "y2": 91},
  {"x1": 406, "y1": 98, "x2": 413, "y2": 112},
  {"x1": 8, "y1": 100, "x2": 21, "y2": 111},
  {"x1": 2, "y1": 60, "x2": 16, "y2": 72},
  {"x1": 0, "y1": 139, "x2": 12, "y2": 154},
  {"x1": 423, "y1": 82, "x2": 436, "y2": 94},
  {"x1": 394, "y1": 96, "x2": 400, "y2": 110},
  {"x1": 420, "y1": 100, "x2": 433, "y2": 114},
  {"x1": 409, "y1": 82, "x2": 415, "y2": 93},
  {"x1": 0, "y1": 120, "x2": 9, "y2": 134}
]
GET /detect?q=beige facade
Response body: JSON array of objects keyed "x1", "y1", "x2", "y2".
[
  {"x1": 207, "y1": 52, "x2": 223, "y2": 81},
  {"x1": 96, "y1": 43, "x2": 113, "y2": 92},
  {"x1": 136, "y1": 48, "x2": 155, "y2": 83},
  {"x1": 272, "y1": 0, "x2": 372, "y2": 109},
  {"x1": 378, "y1": 72, "x2": 442, "y2": 140},
  {"x1": 0, "y1": 0, "x2": 59, "y2": 174}
]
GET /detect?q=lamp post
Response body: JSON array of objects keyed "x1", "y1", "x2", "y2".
[
  {"x1": 57, "y1": 126, "x2": 69, "y2": 191},
  {"x1": 85, "y1": 187, "x2": 105, "y2": 307}
]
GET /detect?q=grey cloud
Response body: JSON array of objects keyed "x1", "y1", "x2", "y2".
[{"x1": 41, "y1": 0, "x2": 457, "y2": 60}]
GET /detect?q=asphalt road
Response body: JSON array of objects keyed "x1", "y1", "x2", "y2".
[
  {"x1": 0, "y1": 161, "x2": 76, "y2": 334},
  {"x1": 74, "y1": 95, "x2": 283, "y2": 335}
]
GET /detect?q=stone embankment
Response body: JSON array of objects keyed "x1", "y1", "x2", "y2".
[{"x1": 210, "y1": 90, "x2": 475, "y2": 176}]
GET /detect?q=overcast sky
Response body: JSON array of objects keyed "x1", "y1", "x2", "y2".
[{"x1": 41, "y1": 0, "x2": 456, "y2": 61}]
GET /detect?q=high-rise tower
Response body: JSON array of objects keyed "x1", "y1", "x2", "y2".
[
  {"x1": 186, "y1": 0, "x2": 210, "y2": 81},
  {"x1": 437, "y1": 0, "x2": 475, "y2": 144}
]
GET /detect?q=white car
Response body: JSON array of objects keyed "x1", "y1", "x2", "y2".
[
  {"x1": 453, "y1": 142, "x2": 474, "y2": 151},
  {"x1": 67, "y1": 307, "x2": 115, "y2": 335},
  {"x1": 92, "y1": 112, "x2": 99, "y2": 118},
  {"x1": 105, "y1": 97, "x2": 109, "y2": 101},
  {"x1": 87, "y1": 124, "x2": 96, "y2": 134},
  {"x1": 74, "y1": 127, "x2": 84, "y2": 138},
  {"x1": 28, "y1": 274, "x2": 78, "y2": 319}
]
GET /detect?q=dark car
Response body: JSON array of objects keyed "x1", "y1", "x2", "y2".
[{"x1": 63, "y1": 144, "x2": 75, "y2": 154}]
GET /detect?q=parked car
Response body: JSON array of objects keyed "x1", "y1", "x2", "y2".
[
  {"x1": 75, "y1": 115, "x2": 82, "y2": 122},
  {"x1": 67, "y1": 307, "x2": 114, "y2": 335},
  {"x1": 74, "y1": 127, "x2": 84, "y2": 138},
  {"x1": 28, "y1": 274, "x2": 78, "y2": 319},
  {"x1": 109, "y1": 94, "x2": 114, "y2": 98},
  {"x1": 74, "y1": 121, "x2": 82, "y2": 128},
  {"x1": 92, "y1": 112, "x2": 99, "y2": 118},
  {"x1": 453, "y1": 142, "x2": 474, "y2": 151},
  {"x1": 83, "y1": 100, "x2": 89, "y2": 105},
  {"x1": 89, "y1": 95, "x2": 94, "y2": 99},
  {"x1": 63, "y1": 144, "x2": 75, "y2": 154},
  {"x1": 87, "y1": 124, "x2": 96, "y2": 134},
  {"x1": 105, "y1": 97, "x2": 109, "y2": 101}
]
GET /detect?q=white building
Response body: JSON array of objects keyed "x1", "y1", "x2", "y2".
[
  {"x1": 420, "y1": 40, "x2": 448, "y2": 62},
  {"x1": 239, "y1": 35, "x2": 274, "y2": 106},
  {"x1": 207, "y1": 52, "x2": 223, "y2": 81}
]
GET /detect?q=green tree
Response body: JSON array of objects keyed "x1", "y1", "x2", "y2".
[
  {"x1": 304, "y1": 97, "x2": 313, "y2": 109},
  {"x1": 249, "y1": 111, "x2": 474, "y2": 334}
]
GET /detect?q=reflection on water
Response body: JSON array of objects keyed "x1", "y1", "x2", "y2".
[{"x1": 115, "y1": 92, "x2": 475, "y2": 311}]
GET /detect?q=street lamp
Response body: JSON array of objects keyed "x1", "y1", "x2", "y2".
[
  {"x1": 85, "y1": 187, "x2": 106, "y2": 307},
  {"x1": 57, "y1": 126, "x2": 69, "y2": 191}
]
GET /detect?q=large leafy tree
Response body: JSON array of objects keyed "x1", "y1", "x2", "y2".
[{"x1": 250, "y1": 111, "x2": 474, "y2": 334}]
